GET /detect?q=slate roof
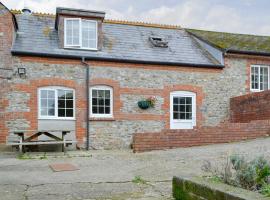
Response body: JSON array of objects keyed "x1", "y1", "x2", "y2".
[
  {"x1": 11, "y1": 14, "x2": 222, "y2": 67},
  {"x1": 187, "y1": 29, "x2": 270, "y2": 55}
]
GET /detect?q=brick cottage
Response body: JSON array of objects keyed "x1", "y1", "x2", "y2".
[{"x1": 1, "y1": 2, "x2": 270, "y2": 152}]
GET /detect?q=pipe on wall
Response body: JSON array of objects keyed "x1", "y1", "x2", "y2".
[{"x1": 81, "y1": 57, "x2": 90, "y2": 150}]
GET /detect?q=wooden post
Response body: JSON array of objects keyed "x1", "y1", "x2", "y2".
[
  {"x1": 18, "y1": 132, "x2": 24, "y2": 153},
  {"x1": 62, "y1": 131, "x2": 67, "y2": 152}
]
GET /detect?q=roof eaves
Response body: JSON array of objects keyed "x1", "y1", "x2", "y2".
[{"x1": 11, "y1": 50, "x2": 224, "y2": 69}]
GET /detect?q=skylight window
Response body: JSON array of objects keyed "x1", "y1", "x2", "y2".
[
  {"x1": 149, "y1": 36, "x2": 168, "y2": 48},
  {"x1": 64, "y1": 18, "x2": 97, "y2": 50}
]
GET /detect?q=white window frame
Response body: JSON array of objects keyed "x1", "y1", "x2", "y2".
[
  {"x1": 64, "y1": 18, "x2": 98, "y2": 50},
  {"x1": 90, "y1": 85, "x2": 113, "y2": 118},
  {"x1": 38, "y1": 86, "x2": 75, "y2": 120},
  {"x1": 250, "y1": 65, "x2": 270, "y2": 92},
  {"x1": 170, "y1": 91, "x2": 196, "y2": 129}
]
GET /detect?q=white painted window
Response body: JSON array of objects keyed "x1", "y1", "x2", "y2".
[
  {"x1": 38, "y1": 87, "x2": 75, "y2": 120},
  {"x1": 64, "y1": 18, "x2": 97, "y2": 50},
  {"x1": 251, "y1": 65, "x2": 269, "y2": 92},
  {"x1": 90, "y1": 86, "x2": 113, "y2": 118},
  {"x1": 170, "y1": 91, "x2": 196, "y2": 129}
]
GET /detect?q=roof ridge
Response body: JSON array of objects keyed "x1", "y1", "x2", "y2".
[
  {"x1": 11, "y1": 9, "x2": 181, "y2": 29},
  {"x1": 104, "y1": 19, "x2": 181, "y2": 29},
  {"x1": 11, "y1": 9, "x2": 55, "y2": 17}
]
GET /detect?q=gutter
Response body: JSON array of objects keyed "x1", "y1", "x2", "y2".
[
  {"x1": 225, "y1": 49, "x2": 270, "y2": 57},
  {"x1": 81, "y1": 57, "x2": 90, "y2": 150},
  {"x1": 11, "y1": 50, "x2": 225, "y2": 69}
]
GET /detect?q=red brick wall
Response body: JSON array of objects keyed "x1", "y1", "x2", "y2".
[
  {"x1": 133, "y1": 120, "x2": 270, "y2": 152},
  {"x1": 230, "y1": 90, "x2": 270, "y2": 123},
  {"x1": 0, "y1": 5, "x2": 15, "y2": 69}
]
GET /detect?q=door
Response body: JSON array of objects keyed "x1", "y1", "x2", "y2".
[{"x1": 170, "y1": 91, "x2": 196, "y2": 129}]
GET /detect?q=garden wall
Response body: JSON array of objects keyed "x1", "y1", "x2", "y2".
[
  {"x1": 230, "y1": 90, "x2": 270, "y2": 123},
  {"x1": 133, "y1": 120, "x2": 270, "y2": 152},
  {"x1": 172, "y1": 176, "x2": 268, "y2": 200}
]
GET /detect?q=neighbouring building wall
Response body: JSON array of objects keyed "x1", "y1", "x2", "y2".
[{"x1": 0, "y1": 5, "x2": 16, "y2": 143}]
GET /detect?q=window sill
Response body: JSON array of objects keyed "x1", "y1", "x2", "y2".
[
  {"x1": 64, "y1": 47, "x2": 98, "y2": 51},
  {"x1": 38, "y1": 118, "x2": 76, "y2": 121},
  {"x1": 89, "y1": 117, "x2": 115, "y2": 121}
]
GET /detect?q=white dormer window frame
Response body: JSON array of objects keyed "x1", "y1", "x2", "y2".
[{"x1": 64, "y1": 18, "x2": 98, "y2": 50}]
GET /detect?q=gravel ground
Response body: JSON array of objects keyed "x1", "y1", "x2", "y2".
[{"x1": 1, "y1": 137, "x2": 270, "y2": 199}]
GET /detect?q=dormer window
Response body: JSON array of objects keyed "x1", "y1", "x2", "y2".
[{"x1": 64, "y1": 18, "x2": 97, "y2": 50}]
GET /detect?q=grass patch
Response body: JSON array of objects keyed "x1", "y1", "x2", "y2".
[
  {"x1": 132, "y1": 176, "x2": 147, "y2": 184},
  {"x1": 208, "y1": 175, "x2": 222, "y2": 183},
  {"x1": 17, "y1": 153, "x2": 34, "y2": 160},
  {"x1": 261, "y1": 184, "x2": 270, "y2": 197},
  {"x1": 39, "y1": 153, "x2": 47, "y2": 160}
]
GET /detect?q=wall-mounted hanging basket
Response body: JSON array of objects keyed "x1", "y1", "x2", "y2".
[{"x1": 138, "y1": 100, "x2": 150, "y2": 110}]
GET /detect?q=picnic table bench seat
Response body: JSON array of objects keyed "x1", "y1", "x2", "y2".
[{"x1": 6, "y1": 130, "x2": 77, "y2": 152}]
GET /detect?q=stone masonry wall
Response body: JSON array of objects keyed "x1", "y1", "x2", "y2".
[{"x1": 1, "y1": 55, "x2": 250, "y2": 149}]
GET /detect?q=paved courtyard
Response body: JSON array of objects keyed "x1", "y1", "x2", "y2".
[{"x1": 1, "y1": 137, "x2": 270, "y2": 200}]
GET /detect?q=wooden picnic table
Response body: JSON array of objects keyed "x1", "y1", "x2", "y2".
[{"x1": 7, "y1": 130, "x2": 77, "y2": 153}]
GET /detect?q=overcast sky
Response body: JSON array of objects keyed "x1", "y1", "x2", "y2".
[{"x1": 2, "y1": 0, "x2": 270, "y2": 36}]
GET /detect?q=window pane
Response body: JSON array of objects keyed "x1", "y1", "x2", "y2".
[
  {"x1": 98, "y1": 90, "x2": 105, "y2": 98},
  {"x1": 180, "y1": 105, "x2": 185, "y2": 112},
  {"x1": 41, "y1": 99, "x2": 47, "y2": 107},
  {"x1": 48, "y1": 91, "x2": 55, "y2": 99},
  {"x1": 180, "y1": 113, "x2": 185, "y2": 119},
  {"x1": 105, "y1": 90, "x2": 110, "y2": 99},
  {"x1": 105, "y1": 107, "x2": 110, "y2": 114},
  {"x1": 251, "y1": 66, "x2": 259, "y2": 90},
  {"x1": 98, "y1": 98, "x2": 104, "y2": 105},
  {"x1": 186, "y1": 105, "x2": 192, "y2": 112},
  {"x1": 186, "y1": 97, "x2": 192, "y2": 104},
  {"x1": 58, "y1": 109, "x2": 65, "y2": 117},
  {"x1": 92, "y1": 90, "x2": 97, "y2": 97},
  {"x1": 105, "y1": 99, "x2": 110, "y2": 106},
  {"x1": 98, "y1": 106, "x2": 104, "y2": 114},
  {"x1": 58, "y1": 90, "x2": 65, "y2": 99},
  {"x1": 179, "y1": 97, "x2": 185, "y2": 104},
  {"x1": 48, "y1": 108, "x2": 55, "y2": 116},
  {"x1": 65, "y1": 90, "x2": 73, "y2": 99},
  {"x1": 82, "y1": 20, "x2": 97, "y2": 49},
  {"x1": 66, "y1": 100, "x2": 73, "y2": 108},
  {"x1": 173, "y1": 105, "x2": 178, "y2": 112},
  {"x1": 66, "y1": 109, "x2": 73, "y2": 117},
  {"x1": 186, "y1": 113, "x2": 192, "y2": 120},
  {"x1": 41, "y1": 90, "x2": 47, "y2": 98},
  {"x1": 58, "y1": 100, "x2": 65, "y2": 108},
  {"x1": 48, "y1": 99, "x2": 55, "y2": 108},
  {"x1": 173, "y1": 98, "x2": 178, "y2": 104},
  {"x1": 173, "y1": 112, "x2": 179, "y2": 119},
  {"x1": 92, "y1": 106, "x2": 98, "y2": 114},
  {"x1": 92, "y1": 98, "x2": 97, "y2": 106},
  {"x1": 65, "y1": 19, "x2": 80, "y2": 46},
  {"x1": 41, "y1": 108, "x2": 47, "y2": 116}
]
